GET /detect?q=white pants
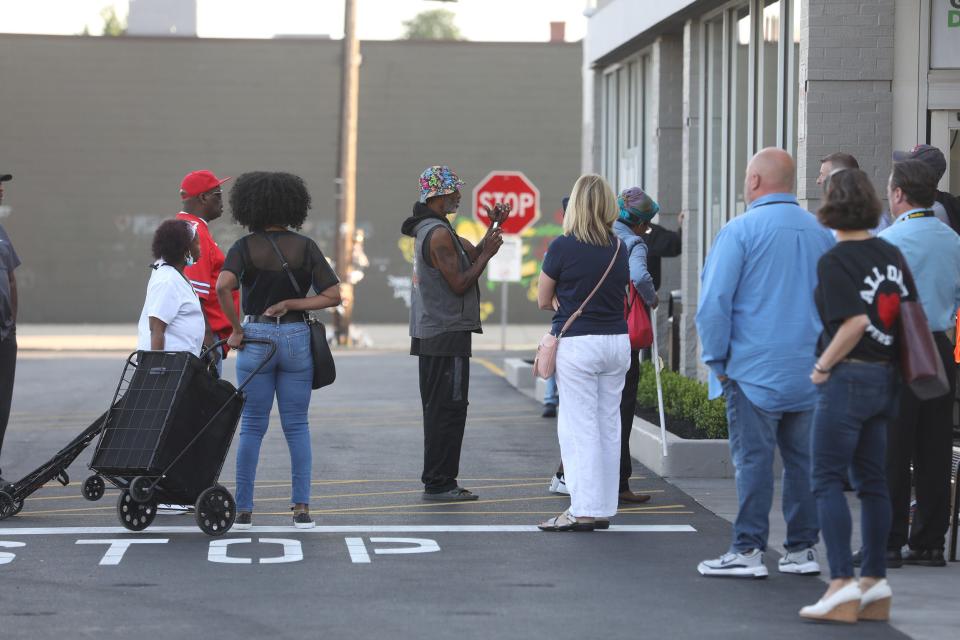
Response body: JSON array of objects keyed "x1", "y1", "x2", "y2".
[{"x1": 555, "y1": 333, "x2": 631, "y2": 518}]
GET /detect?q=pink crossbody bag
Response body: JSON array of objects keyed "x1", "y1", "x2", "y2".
[{"x1": 533, "y1": 238, "x2": 621, "y2": 379}]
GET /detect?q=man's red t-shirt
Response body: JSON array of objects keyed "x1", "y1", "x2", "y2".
[{"x1": 176, "y1": 212, "x2": 239, "y2": 348}]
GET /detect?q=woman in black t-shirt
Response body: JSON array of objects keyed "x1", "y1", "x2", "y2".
[
  {"x1": 800, "y1": 169, "x2": 911, "y2": 623},
  {"x1": 215, "y1": 172, "x2": 341, "y2": 531}
]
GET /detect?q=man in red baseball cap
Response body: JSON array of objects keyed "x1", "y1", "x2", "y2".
[{"x1": 176, "y1": 170, "x2": 238, "y2": 372}]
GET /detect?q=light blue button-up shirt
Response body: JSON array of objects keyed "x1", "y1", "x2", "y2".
[
  {"x1": 878, "y1": 209, "x2": 960, "y2": 332},
  {"x1": 696, "y1": 193, "x2": 835, "y2": 412}
]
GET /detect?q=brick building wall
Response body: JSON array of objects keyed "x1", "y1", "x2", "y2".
[{"x1": 0, "y1": 35, "x2": 582, "y2": 323}]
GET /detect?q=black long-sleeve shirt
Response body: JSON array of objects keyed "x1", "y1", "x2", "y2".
[{"x1": 642, "y1": 223, "x2": 682, "y2": 291}]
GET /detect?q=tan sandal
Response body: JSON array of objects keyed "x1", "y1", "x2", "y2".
[{"x1": 538, "y1": 509, "x2": 595, "y2": 532}]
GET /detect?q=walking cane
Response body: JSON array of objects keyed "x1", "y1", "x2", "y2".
[{"x1": 650, "y1": 306, "x2": 668, "y2": 457}]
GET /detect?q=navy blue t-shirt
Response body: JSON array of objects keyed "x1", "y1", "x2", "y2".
[{"x1": 541, "y1": 234, "x2": 629, "y2": 338}]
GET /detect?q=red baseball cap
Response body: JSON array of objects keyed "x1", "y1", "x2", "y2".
[{"x1": 180, "y1": 170, "x2": 231, "y2": 198}]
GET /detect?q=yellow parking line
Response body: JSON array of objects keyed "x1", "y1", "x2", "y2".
[{"x1": 473, "y1": 358, "x2": 505, "y2": 377}]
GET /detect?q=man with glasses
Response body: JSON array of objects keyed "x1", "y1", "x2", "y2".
[{"x1": 176, "y1": 170, "x2": 238, "y2": 372}]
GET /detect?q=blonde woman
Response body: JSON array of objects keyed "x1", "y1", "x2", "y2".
[{"x1": 536, "y1": 174, "x2": 630, "y2": 531}]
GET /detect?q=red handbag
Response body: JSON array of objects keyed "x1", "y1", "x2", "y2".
[{"x1": 624, "y1": 283, "x2": 653, "y2": 350}]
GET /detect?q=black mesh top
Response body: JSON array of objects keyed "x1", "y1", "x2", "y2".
[{"x1": 222, "y1": 231, "x2": 340, "y2": 316}]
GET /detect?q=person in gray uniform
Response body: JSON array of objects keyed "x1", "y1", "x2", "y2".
[{"x1": 400, "y1": 165, "x2": 505, "y2": 501}]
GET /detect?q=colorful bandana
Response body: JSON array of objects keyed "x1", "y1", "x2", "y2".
[
  {"x1": 617, "y1": 187, "x2": 660, "y2": 225},
  {"x1": 419, "y1": 165, "x2": 464, "y2": 203}
]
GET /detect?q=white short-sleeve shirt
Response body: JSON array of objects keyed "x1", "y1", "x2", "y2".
[{"x1": 137, "y1": 261, "x2": 205, "y2": 356}]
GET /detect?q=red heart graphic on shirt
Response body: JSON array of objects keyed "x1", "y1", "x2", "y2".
[{"x1": 876, "y1": 292, "x2": 901, "y2": 330}]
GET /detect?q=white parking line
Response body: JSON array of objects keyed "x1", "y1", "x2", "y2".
[{"x1": 0, "y1": 524, "x2": 696, "y2": 535}]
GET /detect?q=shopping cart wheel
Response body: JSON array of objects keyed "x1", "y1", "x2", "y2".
[
  {"x1": 0, "y1": 491, "x2": 15, "y2": 520},
  {"x1": 117, "y1": 490, "x2": 157, "y2": 531},
  {"x1": 82, "y1": 475, "x2": 106, "y2": 502},
  {"x1": 129, "y1": 476, "x2": 154, "y2": 503},
  {"x1": 195, "y1": 485, "x2": 236, "y2": 536}
]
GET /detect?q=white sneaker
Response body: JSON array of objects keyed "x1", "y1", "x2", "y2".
[
  {"x1": 697, "y1": 549, "x2": 768, "y2": 578},
  {"x1": 548, "y1": 475, "x2": 569, "y2": 495},
  {"x1": 778, "y1": 546, "x2": 821, "y2": 575}
]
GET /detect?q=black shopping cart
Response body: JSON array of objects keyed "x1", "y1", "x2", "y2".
[
  {"x1": 85, "y1": 338, "x2": 275, "y2": 535},
  {"x1": 0, "y1": 410, "x2": 110, "y2": 520}
]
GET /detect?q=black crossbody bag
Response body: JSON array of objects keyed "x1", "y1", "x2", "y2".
[{"x1": 262, "y1": 233, "x2": 336, "y2": 389}]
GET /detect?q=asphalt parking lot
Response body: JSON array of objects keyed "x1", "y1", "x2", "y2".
[{"x1": 0, "y1": 351, "x2": 908, "y2": 640}]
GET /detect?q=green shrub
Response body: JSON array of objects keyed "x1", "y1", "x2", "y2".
[{"x1": 635, "y1": 361, "x2": 728, "y2": 439}]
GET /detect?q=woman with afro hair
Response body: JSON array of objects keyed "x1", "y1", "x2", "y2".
[
  {"x1": 136, "y1": 219, "x2": 205, "y2": 355},
  {"x1": 216, "y1": 171, "x2": 341, "y2": 530}
]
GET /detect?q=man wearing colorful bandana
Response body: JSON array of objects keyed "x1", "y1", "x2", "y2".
[
  {"x1": 612, "y1": 187, "x2": 658, "y2": 504},
  {"x1": 401, "y1": 166, "x2": 504, "y2": 501},
  {"x1": 176, "y1": 170, "x2": 239, "y2": 372}
]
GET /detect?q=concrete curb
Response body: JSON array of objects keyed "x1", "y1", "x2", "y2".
[{"x1": 629, "y1": 417, "x2": 733, "y2": 479}]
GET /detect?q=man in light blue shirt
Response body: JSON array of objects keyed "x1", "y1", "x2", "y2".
[
  {"x1": 696, "y1": 148, "x2": 835, "y2": 578},
  {"x1": 877, "y1": 160, "x2": 960, "y2": 566}
]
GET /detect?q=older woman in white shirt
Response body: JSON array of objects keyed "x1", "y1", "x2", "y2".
[{"x1": 137, "y1": 219, "x2": 205, "y2": 355}]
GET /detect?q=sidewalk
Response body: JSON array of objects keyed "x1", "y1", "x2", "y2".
[
  {"x1": 501, "y1": 356, "x2": 957, "y2": 640},
  {"x1": 15, "y1": 323, "x2": 546, "y2": 352}
]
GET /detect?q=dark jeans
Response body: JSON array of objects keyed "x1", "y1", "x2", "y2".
[
  {"x1": 724, "y1": 379, "x2": 819, "y2": 553},
  {"x1": 887, "y1": 331, "x2": 956, "y2": 552},
  {"x1": 0, "y1": 332, "x2": 15, "y2": 476},
  {"x1": 419, "y1": 355, "x2": 470, "y2": 493},
  {"x1": 811, "y1": 362, "x2": 897, "y2": 580},
  {"x1": 618, "y1": 349, "x2": 641, "y2": 492}
]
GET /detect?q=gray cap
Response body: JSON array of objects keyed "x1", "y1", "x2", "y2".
[{"x1": 893, "y1": 145, "x2": 946, "y2": 181}]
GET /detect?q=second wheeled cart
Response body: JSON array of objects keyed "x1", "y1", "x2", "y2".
[{"x1": 85, "y1": 338, "x2": 275, "y2": 536}]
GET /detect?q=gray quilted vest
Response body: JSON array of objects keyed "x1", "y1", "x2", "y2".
[{"x1": 409, "y1": 218, "x2": 481, "y2": 339}]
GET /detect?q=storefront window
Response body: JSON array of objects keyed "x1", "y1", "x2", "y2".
[
  {"x1": 791, "y1": 0, "x2": 800, "y2": 158},
  {"x1": 697, "y1": 0, "x2": 801, "y2": 262},
  {"x1": 642, "y1": 54, "x2": 656, "y2": 194},
  {"x1": 730, "y1": 5, "x2": 750, "y2": 217},
  {"x1": 703, "y1": 15, "x2": 724, "y2": 257},
  {"x1": 759, "y1": 0, "x2": 782, "y2": 149}
]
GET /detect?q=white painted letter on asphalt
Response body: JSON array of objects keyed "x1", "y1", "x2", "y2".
[
  {"x1": 209, "y1": 538, "x2": 304, "y2": 564},
  {"x1": 344, "y1": 537, "x2": 370, "y2": 564},
  {"x1": 257, "y1": 538, "x2": 303, "y2": 564},
  {"x1": 370, "y1": 538, "x2": 440, "y2": 555},
  {"x1": 208, "y1": 538, "x2": 253, "y2": 564},
  {"x1": 75, "y1": 539, "x2": 169, "y2": 566},
  {"x1": 0, "y1": 541, "x2": 26, "y2": 565}
]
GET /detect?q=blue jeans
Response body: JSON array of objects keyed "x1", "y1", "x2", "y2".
[
  {"x1": 724, "y1": 380, "x2": 819, "y2": 553},
  {"x1": 543, "y1": 375, "x2": 558, "y2": 406},
  {"x1": 811, "y1": 362, "x2": 896, "y2": 579},
  {"x1": 234, "y1": 321, "x2": 313, "y2": 512}
]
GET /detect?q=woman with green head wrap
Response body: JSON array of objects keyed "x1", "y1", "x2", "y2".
[{"x1": 611, "y1": 186, "x2": 659, "y2": 504}]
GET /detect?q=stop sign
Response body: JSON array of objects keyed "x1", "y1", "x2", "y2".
[{"x1": 473, "y1": 171, "x2": 540, "y2": 235}]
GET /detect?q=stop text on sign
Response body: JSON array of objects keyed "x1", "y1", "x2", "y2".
[{"x1": 473, "y1": 171, "x2": 540, "y2": 235}]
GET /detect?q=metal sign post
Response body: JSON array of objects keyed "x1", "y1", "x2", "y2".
[{"x1": 487, "y1": 235, "x2": 523, "y2": 351}]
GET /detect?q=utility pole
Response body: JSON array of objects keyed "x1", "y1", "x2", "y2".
[{"x1": 334, "y1": 0, "x2": 360, "y2": 345}]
